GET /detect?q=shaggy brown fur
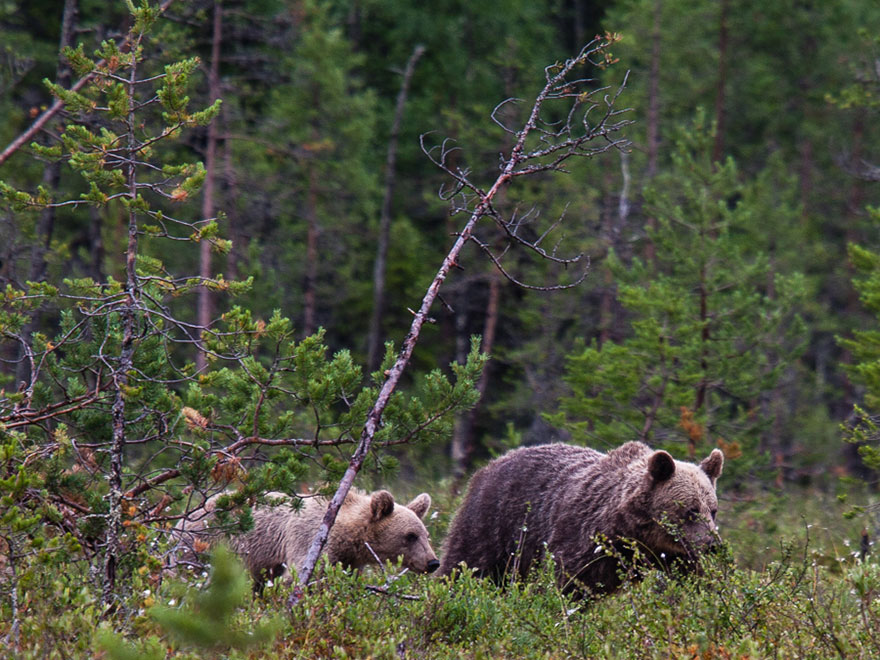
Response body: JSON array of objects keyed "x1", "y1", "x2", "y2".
[
  {"x1": 172, "y1": 489, "x2": 439, "y2": 585},
  {"x1": 439, "y1": 442, "x2": 723, "y2": 596}
]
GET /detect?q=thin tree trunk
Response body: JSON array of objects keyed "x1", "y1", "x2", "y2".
[
  {"x1": 196, "y1": 0, "x2": 222, "y2": 372},
  {"x1": 302, "y1": 164, "x2": 318, "y2": 338},
  {"x1": 103, "y1": 39, "x2": 142, "y2": 611},
  {"x1": 87, "y1": 207, "x2": 105, "y2": 283},
  {"x1": 646, "y1": 0, "x2": 661, "y2": 181},
  {"x1": 799, "y1": 138, "x2": 813, "y2": 222},
  {"x1": 451, "y1": 274, "x2": 500, "y2": 479},
  {"x1": 712, "y1": 0, "x2": 729, "y2": 163},
  {"x1": 223, "y1": 111, "x2": 241, "y2": 281},
  {"x1": 599, "y1": 156, "x2": 627, "y2": 346},
  {"x1": 842, "y1": 113, "x2": 867, "y2": 480},
  {"x1": 16, "y1": 0, "x2": 77, "y2": 387},
  {"x1": 291, "y1": 195, "x2": 488, "y2": 605},
  {"x1": 845, "y1": 114, "x2": 865, "y2": 228},
  {"x1": 367, "y1": 44, "x2": 425, "y2": 373},
  {"x1": 450, "y1": 289, "x2": 470, "y2": 478},
  {"x1": 33, "y1": 0, "x2": 77, "y2": 274},
  {"x1": 643, "y1": 0, "x2": 662, "y2": 263},
  {"x1": 599, "y1": 267, "x2": 614, "y2": 346},
  {"x1": 3, "y1": 541, "x2": 20, "y2": 650},
  {"x1": 692, "y1": 264, "x2": 709, "y2": 460},
  {"x1": 290, "y1": 42, "x2": 625, "y2": 601}
]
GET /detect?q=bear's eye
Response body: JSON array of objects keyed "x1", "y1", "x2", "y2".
[
  {"x1": 710, "y1": 509, "x2": 717, "y2": 521},
  {"x1": 686, "y1": 507, "x2": 701, "y2": 521},
  {"x1": 405, "y1": 532, "x2": 418, "y2": 544}
]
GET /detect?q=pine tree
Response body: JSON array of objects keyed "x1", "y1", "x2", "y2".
[{"x1": 0, "y1": 1, "x2": 484, "y2": 618}]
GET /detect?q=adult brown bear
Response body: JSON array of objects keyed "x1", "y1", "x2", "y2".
[{"x1": 439, "y1": 441, "x2": 723, "y2": 596}]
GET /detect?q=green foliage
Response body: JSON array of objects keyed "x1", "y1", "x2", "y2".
[
  {"x1": 550, "y1": 118, "x2": 806, "y2": 480},
  {"x1": 9, "y1": 494, "x2": 875, "y2": 658},
  {"x1": 3, "y1": 1, "x2": 880, "y2": 655},
  {"x1": 232, "y1": 0, "x2": 381, "y2": 339},
  {"x1": 841, "y1": 208, "x2": 880, "y2": 475},
  {"x1": 100, "y1": 545, "x2": 279, "y2": 658},
  {"x1": 0, "y1": 0, "x2": 484, "y2": 621}
]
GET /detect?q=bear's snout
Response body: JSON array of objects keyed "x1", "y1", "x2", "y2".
[
  {"x1": 426, "y1": 558, "x2": 440, "y2": 573},
  {"x1": 685, "y1": 524, "x2": 721, "y2": 553}
]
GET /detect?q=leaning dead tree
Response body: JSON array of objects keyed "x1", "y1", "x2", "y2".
[{"x1": 292, "y1": 35, "x2": 632, "y2": 601}]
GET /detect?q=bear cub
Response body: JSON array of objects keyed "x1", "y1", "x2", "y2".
[
  {"x1": 439, "y1": 441, "x2": 723, "y2": 596},
  {"x1": 173, "y1": 488, "x2": 439, "y2": 586}
]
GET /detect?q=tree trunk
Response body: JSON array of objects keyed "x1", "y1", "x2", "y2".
[
  {"x1": 16, "y1": 0, "x2": 77, "y2": 387},
  {"x1": 290, "y1": 41, "x2": 626, "y2": 601},
  {"x1": 646, "y1": 0, "x2": 662, "y2": 181},
  {"x1": 292, "y1": 192, "x2": 490, "y2": 605},
  {"x1": 367, "y1": 45, "x2": 425, "y2": 373},
  {"x1": 451, "y1": 273, "x2": 501, "y2": 480},
  {"x1": 196, "y1": 0, "x2": 222, "y2": 372},
  {"x1": 302, "y1": 163, "x2": 319, "y2": 338},
  {"x1": 643, "y1": 0, "x2": 662, "y2": 263},
  {"x1": 103, "y1": 40, "x2": 142, "y2": 611},
  {"x1": 87, "y1": 207, "x2": 105, "y2": 283},
  {"x1": 692, "y1": 264, "x2": 709, "y2": 460},
  {"x1": 223, "y1": 110, "x2": 242, "y2": 281},
  {"x1": 712, "y1": 0, "x2": 729, "y2": 163}
]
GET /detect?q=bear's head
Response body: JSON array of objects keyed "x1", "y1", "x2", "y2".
[
  {"x1": 633, "y1": 448, "x2": 724, "y2": 559},
  {"x1": 364, "y1": 490, "x2": 440, "y2": 573}
]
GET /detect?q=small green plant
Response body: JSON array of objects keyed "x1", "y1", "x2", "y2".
[{"x1": 99, "y1": 545, "x2": 279, "y2": 659}]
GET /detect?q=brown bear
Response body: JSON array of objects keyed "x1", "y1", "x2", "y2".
[
  {"x1": 439, "y1": 441, "x2": 723, "y2": 596},
  {"x1": 172, "y1": 488, "x2": 440, "y2": 586}
]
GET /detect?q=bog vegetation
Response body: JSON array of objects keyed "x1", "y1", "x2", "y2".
[{"x1": 0, "y1": 0, "x2": 879, "y2": 657}]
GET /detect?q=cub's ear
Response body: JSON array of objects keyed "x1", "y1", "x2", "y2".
[
  {"x1": 406, "y1": 493, "x2": 432, "y2": 520},
  {"x1": 700, "y1": 448, "x2": 724, "y2": 483},
  {"x1": 648, "y1": 450, "x2": 676, "y2": 483},
  {"x1": 370, "y1": 490, "x2": 395, "y2": 521}
]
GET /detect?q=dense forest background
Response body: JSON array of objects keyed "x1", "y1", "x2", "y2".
[{"x1": 2, "y1": 0, "x2": 880, "y2": 655}]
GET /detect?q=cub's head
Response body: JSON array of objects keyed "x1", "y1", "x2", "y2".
[
  {"x1": 638, "y1": 448, "x2": 724, "y2": 558},
  {"x1": 365, "y1": 490, "x2": 439, "y2": 573}
]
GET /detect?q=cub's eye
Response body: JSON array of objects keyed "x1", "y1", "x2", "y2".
[{"x1": 405, "y1": 532, "x2": 419, "y2": 544}]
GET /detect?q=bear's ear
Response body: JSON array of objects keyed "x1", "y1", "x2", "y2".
[
  {"x1": 406, "y1": 493, "x2": 432, "y2": 520},
  {"x1": 370, "y1": 490, "x2": 395, "y2": 521},
  {"x1": 648, "y1": 450, "x2": 676, "y2": 483},
  {"x1": 700, "y1": 448, "x2": 724, "y2": 483}
]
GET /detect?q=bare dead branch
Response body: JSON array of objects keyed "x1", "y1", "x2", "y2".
[
  {"x1": 469, "y1": 233, "x2": 590, "y2": 291},
  {"x1": 290, "y1": 37, "x2": 631, "y2": 606}
]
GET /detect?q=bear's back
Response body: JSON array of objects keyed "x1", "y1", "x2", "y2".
[{"x1": 439, "y1": 442, "x2": 603, "y2": 579}]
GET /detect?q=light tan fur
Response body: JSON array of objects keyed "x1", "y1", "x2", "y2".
[{"x1": 171, "y1": 489, "x2": 438, "y2": 584}]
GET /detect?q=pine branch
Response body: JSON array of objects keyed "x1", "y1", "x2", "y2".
[{"x1": 0, "y1": 0, "x2": 178, "y2": 167}]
